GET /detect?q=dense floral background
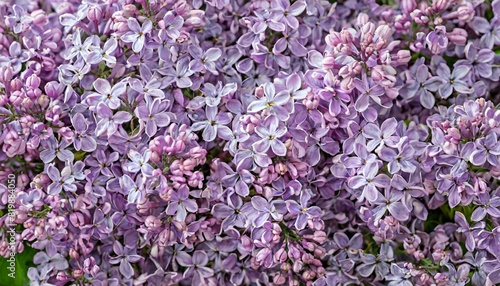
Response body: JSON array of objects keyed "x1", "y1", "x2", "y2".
[{"x1": 1, "y1": 0, "x2": 500, "y2": 285}]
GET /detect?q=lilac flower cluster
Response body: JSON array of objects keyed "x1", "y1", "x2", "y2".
[{"x1": 1, "y1": 0, "x2": 500, "y2": 285}]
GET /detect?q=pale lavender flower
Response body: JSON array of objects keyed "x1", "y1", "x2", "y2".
[
  {"x1": 347, "y1": 162, "x2": 390, "y2": 202},
  {"x1": 71, "y1": 113, "x2": 97, "y2": 152},
  {"x1": 189, "y1": 46, "x2": 222, "y2": 75},
  {"x1": 120, "y1": 174, "x2": 145, "y2": 205},
  {"x1": 372, "y1": 189, "x2": 409, "y2": 221},
  {"x1": 455, "y1": 211, "x2": 484, "y2": 252},
  {"x1": 0, "y1": 42, "x2": 29, "y2": 74},
  {"x1": 27, "y1": 265, "x2": 54, "y2": 286},
  {"x1": 252, "y1": 115, "x2": 287, "y2": 156},
  {"x1": 40, "y1": 136, "x2": 74, "y2": 163},
  {"x1": 135, "y1": 98, "x2": 173, "y2": 137},
  {"x1": 121, "y1": 18, "x2": 153, "y2": 53},
  {"x1": 176, "y1": 250, "x2": 214, "y2": 285},
  {"x1": 123, "y1": 149, "x2": 155, "y2": 177},
  {"x1": 94, "y1": 103, "x2": 132, "y2": 136},
  {"x1": 86, "y1": 38, "x2": 118, "y2": 65},
  {"x1": 5, "y1": 5, "x2": 32, "y2": 34},
  {"x1": 212, "y1": 192, "x2": 248, "y2": 230},
  {"x1": 470, "y1": 133, "x2": 500, "y2": 166},
  {"x1": 166, "y1": 186, "x2": 198, "y2": 222},
  {"x1": 426, "y1": 26, "x2": 448, "y2": 54},
  {"x1": 109, "y1": 241, "x2": 142, "y2": 278},
  {"x1": 249, "y1": 196, "x2": 286, "y2": 227},
  {"x1": 401, "y1": 64, "x2": 444, "y2": 109},
  {"x1": 271, "y1": 0, "x2": 307, "y2": 30},
  {"x1": 435, "y1": 64, "x2": 472, "y2": 98},
  {"x1": 286, "y1": 190, "x2": 322, "y2": 230},
  {"x1": 471, "y1": 194, "x2": 500, "y2": 221},
  {"x1": 46, "y1": 164, "x2": 76, "y2": 195},
  {"x1": 191, "y1": 106, "x2": 233, "y2": 142},
  {"x1": 362, "y1": 118, "x2": 399, "y2": 152},
  {"x1": 85, "y1": 79, "x2": 126, "y2": 109}
]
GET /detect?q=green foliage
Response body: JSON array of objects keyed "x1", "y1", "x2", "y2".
[{"x1": 0, "y1": 245, "x2": 37, "y2": 286}]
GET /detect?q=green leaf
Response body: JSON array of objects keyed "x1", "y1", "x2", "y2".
[
  {"x1": 0, "y1": 245, "x2": 38, "y2": 286},
  {"x1": 74, "y1": 151, "x2": 87, "y2": 162}
]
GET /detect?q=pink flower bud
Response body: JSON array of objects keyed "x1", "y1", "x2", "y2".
[
  {"x1": 401, "y1": 0, "x2": 417, "y2": 14},
  {"x1": 273, "y1": 272, "x2": 286, "y2": 285},
  {"x1": 375, "y1": 24, "x2": 392, "y2": 40},
  {"x1": 293, "y1": 260, "x2": 303, "y2": 272},
  {"x1": 73, "y1": 270, "x2": 84, "y2": 279},
  {"x1": 10, "y1": 79, "x2": 23, "y2": 91},
  {"x1": 0, "y1": 66, "x2": 12, "y2": 85},
  {"x1": 447, "y1": 28, "x2": 467, "y2": 45},
  {"x1": 457, "y1": 2, "x2": 474, "y2": 22},
  {"x1": 274, "y1": 248, "x2": 288, "y2": 263},
  {"x1": 30, "y1": 9, "x2": 47, "y2": 25},
  {"x1": 357, "y1": 13, "x2": 369, "y2": 27}
]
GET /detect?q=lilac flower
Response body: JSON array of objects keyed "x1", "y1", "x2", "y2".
[
  {"x1": 470, "y1": 133, "x2": 500, "y2": 166},
  {"x1": 86, "y1": 38, "x2": 118, "y2": 65},
  {"x1": 81, "y1": 208, "x2": 113, "y2": 239},
  {"x1": 386, "y1": 264, "x2": 412, "y2": 286},
  {"x1": 445, "y1": 263, "x2": 471, "y2": 286},
  {"x1": 273, "y1": 27, "x2": 309, "y2": 57},
  {"x1": 286, "y1": 190, "x2": 322, "y2": 230},
  {"x1": 471, "y1": 194, "x2": 500, "y2": 221},
  {"x1": 166, "y1": 186, "x2": 198, "y2": 222},
  {"x1": 271, "y1": 0, "x2": 307, "y2": 30},
  {"x1": 0, "y1": 42, "x2": 29, "y2": 74},
  {"x1": 378, "y1": 142, "x2": 416, "y2": 174},
  {"x1": 435, "y1": 64, "x2": 472, "y2": 98},
  {"x1": 353, "y1": 74, "x2": 387, "y2": 112},
  {"x1": 109, "y1": 241, "x2": 142, "y2": 278},
  {"x1": 189, "y1": 46, "x2": 222, "y2": 75},
  {"x1": 161, "y1": 56, "x2": 195, "y2": 88},
  {"x1": 135, "y1": 98, "x2": 173, "y2": 137},
  {"x1": 221, "y1": 164, "x2": 254, "y2": 197},
  {"x1": 455, "y1": 42, "x2": 495, "y2": 80},
  {"x1": 357, "y1": 244, "x2": 393, "y2": 279},
  {"x1": 123, "y1": 149, "x2": 155, "y2": 177},
  {"x1": 191, "y1": 106, "x2": 232, "y2": 142},
  {"x1": 247, "y1": 83, "x2": 291, "y2": 121},
  {"x1": 40, "y1": 136, "x2": 74, "y2": 163},
  {"x1": 33, "y1": 252, "x2": 69, "y2": 270},
  {"x1": 347, "y1": 162, "x2": 390, "y2": 202},
  {"x1": 362, "y1": 118, "x2": 399, "y2": 152},
  {"x1": 86, "y1": 79, "x2": 126, "y2": 109},
  {"x1": 249, "y1": 196, "x2": 286, "y2": 227},
  {"x1": 46, "y1": 164, "x2": 76, "y2": 195},
  {"x1": 58, "y1": 60, "x2": 91, "y2": 85},
  {"x1": 161, "y1": 11, "x2": 184, "y2": 40},
  {"x1": 27, "y1": 265, "x2": 54, "y2": 286},
  {"x1": 5, "y1": 5, "x2": 31, "y2": 34},
  {"x1": 120, "y1": 174, "x2": 145, "y2": 204},
  {"x1": 455, "y1": 211, "x2": 484, "y2": 252},
  {"x1": 121, "y1": 18, "x2": 153, "y2": 53},
  {"x1": 71, "y1": 113, "x2": 97, "y2": 152},
  {"x1": 252, "y1": 115, "x2": 287, "y2": 156},
  {"x1": 372, "y1": 189, "x2": 409, "y2": 221},
  {"x1": 176, "y1": 250, "x2": 214, "y2": 285},
  {"x1": 212, "y1": 192, "x2": 248, "y2": 230},
  {"x1": 84, "y1": 149, "x2": 119, "y2": 177},
  {"x1": 426, "y1": 26, "x2": 448, "y2": 54},
  {"x1": 201, "y1": 82, "x2": 237, "y2": 107},
  {"x1": 470, "y1": 16, "x2": 500, "y2": 49},
  {"x1": 401, "y1": 64, "x2": 444, "y2": 109},
  {"x1": 94, "y1": 103, "x2": 132, "y2": 136},
  {"x1": 62, "y1": 31, "x2": 94, "y2": 61},
  {"x1": 129, "y1": 76, "x2": 164, "y2": 100}
]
